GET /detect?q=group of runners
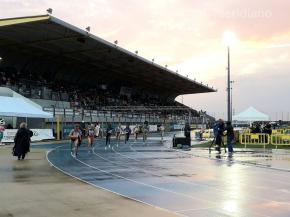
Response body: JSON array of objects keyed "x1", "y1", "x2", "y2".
[{"x1": 69, "y1": 121, "x2": 165, "y2": 157}]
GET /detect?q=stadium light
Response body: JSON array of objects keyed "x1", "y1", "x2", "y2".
[
  {"x1": 46, "y1": 8, "x2": 53, "y2": 14},
  {"x1": 223, "y1": 30, "x2": 236, "y2": 122}
]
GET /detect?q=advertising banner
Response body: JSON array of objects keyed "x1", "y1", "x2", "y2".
[{"x1": 2, "y1": 129, "x2": 54, "y2": 143}]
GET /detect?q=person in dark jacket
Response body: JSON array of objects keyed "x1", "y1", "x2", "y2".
[
  {"x1": 124, "y1": 124, "x2": 131, "y2": 144},
  {"x1": 225, "y1": 121, "x2": 234, "y2": 154},
  {"x1": 106, "y1": 123, "x2": 113, "y2": 146},
  {"x1": 13, "y1": 122, "x2": 33, "y2": 160},
  {"x1": 184, "y1": 123, "x2": 191, "y2": 146},
  {"x1": 215, "y1": 119, "x2": 225, "y2": 153}
]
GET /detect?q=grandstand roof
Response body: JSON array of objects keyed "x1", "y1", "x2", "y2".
[{"x1": 0, "y1": 15, "x2": 215, "y2": 98}]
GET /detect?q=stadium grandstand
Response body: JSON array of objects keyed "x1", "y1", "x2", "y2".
[{"x1": 0, "y1": 14, "x2": 215, "y2": 129}]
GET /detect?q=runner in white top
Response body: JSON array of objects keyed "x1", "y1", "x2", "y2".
[
  {"x1": 133, "y1": 125, "x2": 139, "y2": 141},
  {"x1": 69, "y1": 125, "x2": 82, "y2": 157},
  {"x1": 95, "y1": 123, "x2": 100, "y2": 138}
]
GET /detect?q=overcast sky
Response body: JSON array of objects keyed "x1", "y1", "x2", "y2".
[{"x1": 0, "y1": 0, "x2": 289, "y2": 120}]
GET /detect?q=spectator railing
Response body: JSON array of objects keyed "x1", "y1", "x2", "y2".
[
  {"x1": 271, "y1": 134, "x2": 290, "y2": 149},
  {"x1": 239, "y1": 133, "x2": 270, "y2": 148}
]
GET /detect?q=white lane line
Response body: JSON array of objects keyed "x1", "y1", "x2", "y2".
[
  {"x1": 48, "y1": 143, "x2": 272, "y2": 217},
  {"x1": 46, "y1": 145, "x2": 184, "y2": 217},
  {"x1": 74, "y1": 149, "x2": 216, "y2": 206},
  {"x1": 111, "y1": 143, "x2": 290, "y2": 204},
  {"x1": 92, "y1": 144, "x2": 271, "y2": 217}
]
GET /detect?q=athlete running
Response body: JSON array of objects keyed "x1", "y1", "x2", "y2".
[
  {"x1": 115, "y1": 123, "x2": 122, "y2": 143},
  {"x1": 87, "y1": 124, "x2": 95, "y2": 152},
  {"x1": 133, "y1": 125, "x2": 139, "y2": 141},
  {"x1": 69, "y1": 125, "x2": 82, "y2": 157}
]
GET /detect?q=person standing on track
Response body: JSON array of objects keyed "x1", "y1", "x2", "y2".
[
  {"x1": 215, "y1": 119, "x2": 225, "y2": 154},
  {"x1": 87, "y1": 124, "x2": 95, "y2": 153},
  {"x1": 69, "y1": 125, "x2": 82, "y2": 157},
  {"x1": 124, "y1": 124, "x2": 131, "y2": 144},
  {"x1": 106, "y1": 123, "x2": 113, "y2": 147},
  {"x1": 184, "y1": 123, "x2": 191, "y2": 146},
  {"x1": 13, "y1": 122, "x2": 33, "y2": 160},
  {"x1": 159, "y1": 123, "x2": 165, "y2": 142},
  {"x1": 142, "y1": 121, "x2": 149, "y2": 144},
  {"x1": 225, "y1": 121, "x2": 234, "y2": 155}
]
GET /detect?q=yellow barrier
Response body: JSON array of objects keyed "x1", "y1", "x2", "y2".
[
  {"x1": 242, "y1": 129, "x2": 251, "y2": 134},
  {"x1": 239, "y1": 133, "x2": 270, "y2": 148},
  {"x1": 203, "y1": 129, "x2": 214, "y2": 139},
  {"x1": 192, "y1": 129, "x2": 214, "y2": 140},
  {"x1": 272, "y1": 129, "x2": 285, "y2": 134},
  {"x1": 271, "y1": 134, "x2": 290, "y2": 149}
]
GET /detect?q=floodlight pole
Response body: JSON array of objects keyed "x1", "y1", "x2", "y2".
[{"x1": 227, "y1": 46, "x2": 231, "y2": 122}]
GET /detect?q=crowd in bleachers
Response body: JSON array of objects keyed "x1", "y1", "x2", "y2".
[{"x1": 0, "y1": 67, "x2": 198, "y2": 117}]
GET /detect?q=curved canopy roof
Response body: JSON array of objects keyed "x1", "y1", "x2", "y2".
[{"x1": 0, "y1": 15, "x2": 215, "y2": 98}]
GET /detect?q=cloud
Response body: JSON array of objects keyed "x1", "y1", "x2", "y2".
[{"x1": 0, "y1": 0, "x2": 289, "y2": 118}]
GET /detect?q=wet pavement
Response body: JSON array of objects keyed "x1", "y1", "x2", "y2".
[
  {"x1": 0, "y1": 145, "x2": 178, "y2": 217},
  {"x1": 47, "y1": 138, "x2": 290, "y2": 217}
]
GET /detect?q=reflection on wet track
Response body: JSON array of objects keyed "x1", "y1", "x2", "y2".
[{"x1": 47, "y1": 139, "x2": 290, "y2": 217}]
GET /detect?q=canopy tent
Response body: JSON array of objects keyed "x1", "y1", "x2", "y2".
[
  {"x1": 233, "y1": 107, "x2": 269, "y2": 122},
  {"x1": 0, "y1": 96, "x2": 53, "y2": 118}
]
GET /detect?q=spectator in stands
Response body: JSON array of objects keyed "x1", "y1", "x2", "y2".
[
  {"x1": 13, "y1": 122, "x2": 33, "y2": 160},
  {"x1": 225, "y1": 121, "x2": 234, "y2": 155},
  {"x1": 124, "y1": 124, "x2": 131, "y2": 144},
  {"x1": 106, "y1": 123, "x2": 113, "y2": 146}
]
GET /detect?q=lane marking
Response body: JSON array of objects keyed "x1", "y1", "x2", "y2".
[{"x1": 46, "y1": 144, "x2": 184, "y2": 217}]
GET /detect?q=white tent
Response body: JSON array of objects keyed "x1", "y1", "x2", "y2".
[
  {"x1": 233, "y1": 107, "x2": 269, "y2": 122},
  {"x1": 0, "y1": 96, "x2": 53, "y2": 118}
]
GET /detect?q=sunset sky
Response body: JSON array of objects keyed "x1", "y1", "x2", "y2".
[{"x1": 1, "y1": 0, "x2": 289, "y2": 120}]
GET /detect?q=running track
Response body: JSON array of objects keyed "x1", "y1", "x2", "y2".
[{"x1": 47, "y1": 139, "x2": 290, "y2": 217}]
